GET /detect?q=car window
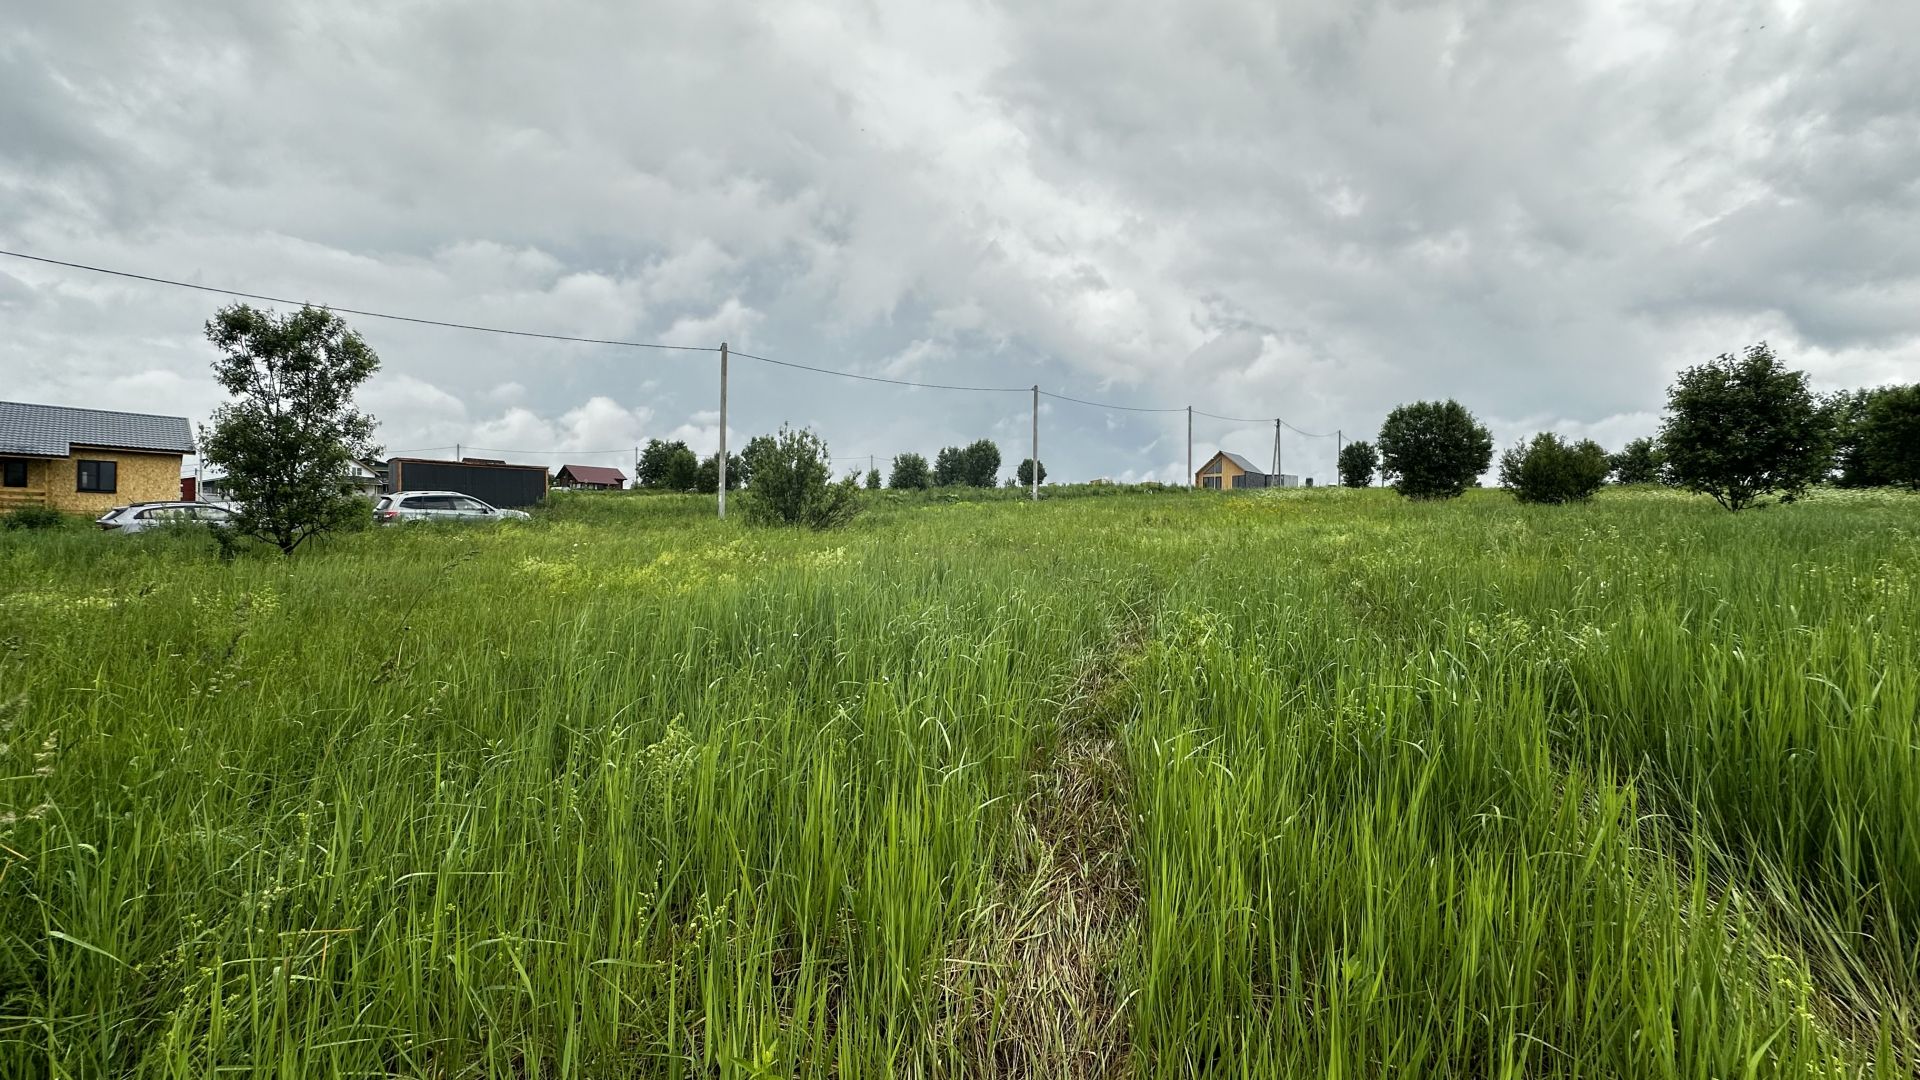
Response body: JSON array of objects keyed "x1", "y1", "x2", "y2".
[
  {"x1": 195, "y1": 506, "x2": 232, "y2": 521},
  {"x1": 404, "y1": 495, "x2": 454, "y2": 510},
  {"x1": 375, "y1": 496, "x2": 392, "y2": 510},
  {"x1": 453, "y1": 496, "x2": 492, "y2": 512}
]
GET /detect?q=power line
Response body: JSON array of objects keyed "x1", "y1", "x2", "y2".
[
  {"x1": 1193, "y1": 408, "x2": 1272, "y2": 425},
  {"x1": 5, "y1": 247, "x2": 1350, "y2": 451},
  {"x1": 726, "y1": 349, "x2": 1027, "y2": 394},
  {"x1": 1039, "y1": 390, "x2": 1185, "y2": 414},
  {"x1": 0, "y1": 248, "x2": 717, "y2": 354}
]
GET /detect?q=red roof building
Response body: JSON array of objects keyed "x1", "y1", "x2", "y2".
[{"x1": 554, "y1": 464, "x2": 628, "y2": 490}]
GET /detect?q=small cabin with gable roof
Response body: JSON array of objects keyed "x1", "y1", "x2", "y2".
[{"x1": 1195, "y1": 450, "x2": 1298, "y2": 490}]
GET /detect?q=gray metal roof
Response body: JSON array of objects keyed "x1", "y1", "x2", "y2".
[
  {"x1": 0, "y1": 400, "x2": 195, "y2": 457},
  {"x1": 1221, "y1": 451, "x2": 1264, "y2": 475}
]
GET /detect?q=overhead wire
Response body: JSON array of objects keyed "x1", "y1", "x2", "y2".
[{"x1": 5, "y1": 246, "x2": 1347, "y2": 455}]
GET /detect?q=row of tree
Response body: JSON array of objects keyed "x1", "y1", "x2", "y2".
[
  {"x1": 1332, "y1": 344, "x2": 1919, "y2": 509},
  {"x1": 634, "y1": 435, "x2": 1047, "y2": 494}
]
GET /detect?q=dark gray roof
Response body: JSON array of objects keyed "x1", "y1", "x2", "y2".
[
  {"x1": 1221, "y1": 451, "x2": 1264, "y2": 475},
  {"x1": 0, "y1": 400, "x2": 195, "y2": 457}
]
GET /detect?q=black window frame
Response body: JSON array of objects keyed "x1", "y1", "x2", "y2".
[
  {"x1": 76, "y1": 459, "x2": 118, "y2": 494},
  {"x1": 1, "y1": 459, "x2": 26, "y2": 488}
]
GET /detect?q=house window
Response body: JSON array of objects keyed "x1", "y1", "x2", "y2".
[
  {"x1": 76, "y1": 459, "x2": 118, "y2": 493},
  {"x1": 1203, "y1": 475, "x2": 1221, "y2": 490},
  {"x1": 2, "y1": 460, "x2": 26, "y2": 488},
  {"x1": 1232, "y1": 474, "x2": 1247, "y2": 489}
]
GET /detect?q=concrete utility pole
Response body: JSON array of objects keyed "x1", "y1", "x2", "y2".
[
  {"x1": 1186, "y1": 405, "x2": 1193, "y2": 487},
  {"x1": 1336, "y1": 429, "x2": 1343, "y2": 483},
  {"x1": 1030, "y1": 385, "x2": 1040, "y2": 502},
  {"x1": 717, "y1": 342, "x2": 729, "y2": 519},
  {"x1": 1272, "y1": 419, "x2": 1280, "y2": 478}
]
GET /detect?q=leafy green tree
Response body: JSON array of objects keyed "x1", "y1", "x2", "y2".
[
  {"x1": 1860, "y1": 384, "x2": 1920, "y2": 489},
  {"x1": 741, "y1": 424, "x2": 860, "y2": 529},
  {"x1": 1376, "y1": 400, "x2": 1494, "y2": 499},
  {"x1": 739, "y1": 434, "x2": 777, "y2": 487},
  {"x1": 961, "y1": 439, "x2": 1001, "y2": 487},
  {"x1": 694, "y1": 452, "x2": 744, "y2": 494},
  {"x1": 1015, "y1": 458, "x2": 1047, "y2": 486},
  {"x1": 198, "y1": 303, "x2": 381, "y2": 556},
  {"x1": 1660, "y1": 343, "x2": 1830, "y2": 510},
  {"x1": 890, "y1": 452, "x2": 932, "y2": 490},
  {"x1": 865, "y1": 467, "x2": 882, "y2": 490},
  {"x1": 637, "y1": 439, "x2": 699, "y2": 490},
  {"x1": 933, "y1": 446, "x2": 965, "y2": 487},
  {"x1": 1337, "y1": 441, "x2": 1378, "y2": 488},
  {"x1": 1609, "y1": 437, "x2": 1665, "y2": 485},
  {"x1": 1498, "y1": 433, "x2": 1609, "y2": 504}
]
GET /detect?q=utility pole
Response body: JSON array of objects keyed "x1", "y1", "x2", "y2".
[
  {"x1": 1030, "y1": 385, "x2": 1040, "y2": 502},
  {"x1": 455, "y1": 442, "x2": 461, "y2": 461},
  {"x1": 1186, "y1": 405, "x2": 1193, "y2": 487},
  {"x1": 1336, "y1": 429, "x2": 1343, "y2": 484},
  {"x1": 1272, "y1": 419, "x2": 1280, "y2": 479},
  {"x1": 717, "y1": 342, "x2": 729, "y2": 519}
]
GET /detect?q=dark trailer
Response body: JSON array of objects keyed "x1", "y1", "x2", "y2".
[{"x1": 387, "y1": 457, "x2": 550, "y2": 508}]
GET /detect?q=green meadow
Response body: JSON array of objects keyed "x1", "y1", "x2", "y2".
[{"x1": 2, "y1": 486, "x2": 1916, "y2": 1077}]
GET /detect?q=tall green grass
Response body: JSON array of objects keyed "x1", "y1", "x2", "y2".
[{"x1": 1, "y1": 487, "x2": 1913, "y2": 1076}]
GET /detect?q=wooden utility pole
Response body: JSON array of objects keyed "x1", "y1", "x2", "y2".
[
  {"x1": 717, "y1": 342, "x2": 728, "y2": 519},
  {"x1": 1030, "y1": 385, "x2": 1040, "y2": 502},
  {"x1": 1186, "y1": 406, "x2": 1193, "y2": 487}
]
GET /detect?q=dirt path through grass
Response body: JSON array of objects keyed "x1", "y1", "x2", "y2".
[{"x1": 941, "y1": 593, "x2": 1150, "y2": 1078}]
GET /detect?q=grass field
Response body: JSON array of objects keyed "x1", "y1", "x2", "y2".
[{"x1": 2, "y1": 486, "x2": 1916, "y2": 1078}]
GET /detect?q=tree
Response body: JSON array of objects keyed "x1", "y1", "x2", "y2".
[
  {"x1": 1609, "y1": 437, "x2": 1665, "y2": 485},
  {"x1": 198, "y1": 303, "x2": 381, "y2": 556},
  {"x1": 961, "y1": 439, "x2": 1001, "y2": 487},
  {"x1": 739, "y1": 433, "x2": 777, "y2": 487},
  {"x1": 740, "y1": 424, "x2": 860, "y2": 529},
  {"x1": 933, "y1": 446, "x2": 966, "y2": 487},
  {"x1": 694, "y1": 452, "x2": 744, "y2": 494},
  {"x1": 1860, "y1": 384, "x2": 1920, "y2": 489},
  {"x1": 865, "y1": 467, "x2": 882, "y2": 490},
  {"x1": 1376, "y1": 400, "x2": 1494, "y2": 499},
  {"x1": 638, "y1": 439, "x2": 699, "y2": 490},
  {"x1": 1498, "y1": 433, "x2": 1609, "y2": 504},
  {"x1": 1337, "y1": 441, "x2": 1378, "y2": 488},
  {"x1": 890, "y1": 452, "x2": 932, "y2": 490},
  {"x1": 1660, "y1": 343, "x2": 1830, "y2": 511},
  {"x1": 1016, "y1": 458, "x2": 1047, "y2": 486}
]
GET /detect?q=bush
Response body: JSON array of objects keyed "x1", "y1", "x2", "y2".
[
  {"x1": 889, "y1": 453, "x2": 931, "y2": 490},
  {"x1": 1660, "y1": 342, "x2": 1829, "y2": 510},
  {"x1": 1337, "y1": 441, "x2": 1377, "y2": 488},
  {"x1": 1377, "y1": 400, "x2": 1494, "y2": 499},
  {"x1": 1498, "y1": 433, "x2": 1610, "y2": 504},
  {"x1": 1609, "y1": 437, "x2": 1665, "y2": 485},
  {"x1": 1860, "y1": 384, "x2": 1920, "y2": 489},
  {"x1": 740, "y1": 425, "x2": 861, "y2": 529},
  {"x1": 1, "y1": 506, "x2": 68, "y2": 531}
]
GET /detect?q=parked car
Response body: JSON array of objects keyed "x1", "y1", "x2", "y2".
[
  {"x1": 374, "y1": 491, "x2": 531, "y2": 524},
  {"x1": 97, "y1": 501, "x2": 235, "y2": 533}
]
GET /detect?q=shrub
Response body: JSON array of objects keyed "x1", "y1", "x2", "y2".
[
  {"x1": 1660, "y1": 342, "x2": 1829, "y2": 510},
  {"x1": 1, "y1": 506, "x2": 68, "y2": 531},
  {"x1": 890, "y1": 453, "x2": 931, "y2": 489},
  {"x1": 1377, "y1": 400, "x2": 1494, "y2": 499},
  {"x1": 1860, "y1": 384, "x2": 1920, "y2": 489},
  {"x1": 740, "y1": 425, "x2": 861, "y2": 529},
  {"x1": 1608, "y1": 437, "x2": 1665, "y2": 485},
  {"x1": 1498, "y1": 433, "x2": 1610, "y2": 504},
  {"x1": 1337, "y1": 441, "x2": 1377, "y2": 488}
]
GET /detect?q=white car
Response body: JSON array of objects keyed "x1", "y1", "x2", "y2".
[
  {"x1": 375, "y1": 491, "x2": 531, "y2": 524},
  {"x1": 97, "y1": 501, "x2": 236, "y2": 533}
]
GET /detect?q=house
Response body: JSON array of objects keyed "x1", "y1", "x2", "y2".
[
  {"x1": 1, "y1": 400, "x2": 195, "y2": 514},
  {"x1": 553, "y1": 464, "x2": 627, "y2": 490},
  {"x1": 388, "y1": 456, "x2": 550, "y2": 508},
  {"x1": 1195, "y1": 450, "x2": 1299, "y2": 490},
  {"x1": 193, "y1": 457, "x2": 381, "y2": 502}
]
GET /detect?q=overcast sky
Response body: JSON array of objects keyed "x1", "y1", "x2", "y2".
[{"x1": 3, "y1": 0, "x2": 1916, "y2": 483}]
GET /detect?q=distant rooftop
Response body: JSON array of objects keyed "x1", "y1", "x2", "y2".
[{"x1": 0, "y1": 400, "x2": 194, "y2": 457}]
